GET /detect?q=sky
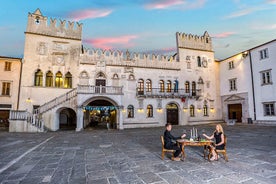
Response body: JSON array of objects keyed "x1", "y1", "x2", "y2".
[{"x1": 0, "y1": 0, "x2": 275, "y2": 59}]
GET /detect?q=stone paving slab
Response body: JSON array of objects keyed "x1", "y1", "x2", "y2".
[{"x1": 0, "y1": 123, "x2": 276, "y2": 184}]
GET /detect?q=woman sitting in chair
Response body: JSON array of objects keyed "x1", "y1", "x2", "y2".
[{"x1": 203, "y1": 124, "x2": 225, "y2": 161}]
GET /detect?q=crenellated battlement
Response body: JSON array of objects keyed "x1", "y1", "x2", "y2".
[
  {"x1": 26, "y1": 8, "x2": 82, "y2": 40},
  {"x1": 176, "y1": 31, "x2": 212, "y2": 51},
  {"x1": 80, "y1": 48, "x2": 180, "y2": 70}
]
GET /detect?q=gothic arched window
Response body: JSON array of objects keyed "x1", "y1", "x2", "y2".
[
  {"x1": 167, "y1": 80, "x2": 172, "y2": 93},
  {"x1": 185, "y1": 81, "x2": 190, "y2": 93},
  {"x1": 127, "y1": 105, "x2": 134, "y2": 118},
  {"x1": 190, "y1": 105, "x2": 195, "y2": 117},
  {"x1": 146, "y1": 79, "x2": 152, "y2": 92},
  {"x1": 192, "y1": 81, "x2": 196, "y2": 96},
  {"x1": 55, "y1": 71, "x2": 63, "y2": 88},
  {"x1": 34, "y1": 69, "x2": 43, "y2": 87},
  {"x1": 64, "y1": 72, "x2": 72, "y2": 88},
  {"x1": 147, "y1": 105, "x2": 153, "y2": 118},
  {"x1": 203, "y1": 105, "x2": 208, "y2": 116},
  {"x1": 159, "y1": 80, "x2": 165, "y2": 92},
  {"x1": 137, "y1": 79, "x2": 144, "y2": 95},
  {"x1": 46, "y1": 71, "x2": 53, "y2": 87}
]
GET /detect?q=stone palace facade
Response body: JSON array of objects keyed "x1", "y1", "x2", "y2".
[{"x1": 4, "y1": 9, "x2": 275, "y2": 132}]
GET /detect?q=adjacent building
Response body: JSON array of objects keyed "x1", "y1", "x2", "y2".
[
  {"x1": 0, "y1": 56, "x2": 22, "y2": 127},
  {"x1": 219, "y1": 39, "x2": 276, "y2": 124}
]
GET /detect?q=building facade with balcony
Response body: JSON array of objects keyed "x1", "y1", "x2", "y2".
[{"x1": 10, "y1": 9, "x2": 222, "y2": 132}]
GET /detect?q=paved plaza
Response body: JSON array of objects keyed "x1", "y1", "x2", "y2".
[{"x1": 0, "y1": 123, "x2": 275, "y2": 184}]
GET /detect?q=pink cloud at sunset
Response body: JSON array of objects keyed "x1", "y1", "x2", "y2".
[
  {"x1": 83, "y1": 35, "x2": 138, "y2": 50},
  {"x1": 144, "y1": 0, "x2": 206, "y2": 10},
  {"x1": 67, "y1": 9, "x2": 112, "y2": 21},
  {"x1": 212, "y1": 32, "x2": 236, "y2": 38},
  {"x1": 145, "y1": 0, "x2": 184, "y2": 9},
  {"x1": 266, "y1": 0, "x2": 276, "y2": 4}
]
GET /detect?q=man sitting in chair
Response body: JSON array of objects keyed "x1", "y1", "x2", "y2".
[{"x1": 164, "y1": 123, "x2": 186, "y2": 161}]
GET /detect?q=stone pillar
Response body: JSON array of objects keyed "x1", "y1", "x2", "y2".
[
  {"x1": 76, "y1": 107, "x2": 84, "y2": 131},
  {"x1": 118, "y1": 109, "x2": 124, "y2": 130}
]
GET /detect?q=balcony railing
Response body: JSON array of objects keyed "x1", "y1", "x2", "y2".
[
  {"x1": 136, "y1": 88, "x2": 201, "y2": 98},
  {"x1": 77, "y1": 85, "x2": 123, "y2": 95}
]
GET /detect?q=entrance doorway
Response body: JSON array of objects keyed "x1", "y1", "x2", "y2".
[
  {"x1": 228, "y1": 104, "x2": 242, "y2": 122},
  {"x1": 166, "y1": 103, "x2": 178, "y2": 125},
  {"x1": 0, "y1": 110, "x2": 9, "y2": 128},
  {"x1": 59, "y1": 108, "x2": 76, "y2": 130},
  {"x1": 84, "y1": 100, "x2": 117, "y2": 129}
]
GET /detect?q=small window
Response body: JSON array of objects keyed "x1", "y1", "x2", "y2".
[
  {"x1": 187, "y1": 62, "x2": 191, "y2": 69},
  {"x1": 127, "y1": 105, "x2": 134, "y2": 118},
  {"x1": 203, "y1": 105, "x2": 208, "y2": 116},
  {"x1": 260, "y1": 70, "x2": 272, "y2": 85},
  {"x1": 228, "y1": 61, "x2": 234, "y2": 69},
  {"x1": 190, "y1": 105, "x2": 195, "y2": 117},
  {"x1": 1, "y1": 82, "x2": 11, "y2": 96},
  {"x1": 197, "y1": 56, "x2": 201, "y2": 67},
  {"x1": 147, "y1": 105, "x2": 153, "y2": 118},
  {"x1": 263, "y1": 103, "x2": 275, "y2": 116},
  {"x1": 260, "y1": 48, "x2": 269, "y2": 60},
  {"x1": 4, "y1": 62, "x2": 12, "y2": 71},
  {"x1": 159, "y1": 80, "x2": 165, "y2": 92},
  {"x1": 192, "y1": 81, "x2": 196, "y2": 96},
  {"x1": 229, "y1": 78, "x2": 237, "y2": 91},
  {"x1": 137, "y1": 79, "x2": 144, "y2": 95},
  {"x1": 185, "y1": 81, "x2": 190, "y2": 93},
  {"x1": 113, "y1": 74, "x2": 119, "y2": 79}
]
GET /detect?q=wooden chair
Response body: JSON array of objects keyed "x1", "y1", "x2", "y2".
[
  {"x1": 160, "y1": 135, "x2": 175, "y2": 160},
  {"x1": 206, "y1": 134, "x2": 228, "y2": 162},
  {"x1": 216, "y1": 135, "x2": 228, "y2": 162}
]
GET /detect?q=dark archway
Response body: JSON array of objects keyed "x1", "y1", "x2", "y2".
[
  {"x1": 84, "y1": 99, "x2": 117, "y2": 129},
  {"x1": 166, "y1": 103, "x2": 179, "y2": 125},
  {"x1": 59, "y1": 108, "x2": 76, "y2": 130}
]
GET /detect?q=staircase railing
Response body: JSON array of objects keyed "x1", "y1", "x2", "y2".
[{"x1": 34, "y1": 88, "x2": 77, "y2": 114}]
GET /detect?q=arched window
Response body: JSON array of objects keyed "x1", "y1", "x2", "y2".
[
  {"x1": 203, "y1": 105, "x2": 208, "y2": 116},
  {"x1": 190, "y1": 105, "x2": 195, "y2": 117},
  {"x1": 197, "y1": 56, "x2": 201, "y2": 67},
  {"x1": 185, "y1": 81, "x2": 190, "y2": 93},
  {"x1": 166, "y1": 80, "x2": 172, "y2": 93},
  {"x1": 173, "y1": 80, "x2": 178, "y2": 92},
  {"x1": 146, "y1": 79, "x2": 152, "y2": 92},
  {"x1": 198, "y1": 77, "x2": 204, "y2": 84},
  {"x1": 34, "y1": 69, "x2": 43, "y2": 86},
  {"x1": 127, "y1": 105, "x2": 134, "y2": 118},
  {"x1": 113, "y1": 73, "x2": 119, "y2": 79},
  {"x1": 46, "y1": 71, "x2": 53, "y2": 87},
  {"x1": 55, "y1": 71, "x2": 63, "y2": 88},
  {"x1": 129, "y1": 74, "x2": 135, "y2": 80},
  {"x1": 147, "y1": 105, "x2": 153, "y2": 118},
  {"x1": 192, "y1": 81, "x2": 196, "y2": 96},
  {"x1": 64, "y1": 72, "x2": 72, "y2": 88},
  {"x1": 159, "y1": 80, "x2": 165, "y2": 92},
  {"x1": 137, "y1": 79, "x2": 144, "y2": 95}
]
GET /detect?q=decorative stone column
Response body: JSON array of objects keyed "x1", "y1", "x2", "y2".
[
  {"x1": 76, "y1": 106, "x2": 84, "y2": 131},
  {"x1": 118, "y1": 106, "x2": 124, "y2": 130}
]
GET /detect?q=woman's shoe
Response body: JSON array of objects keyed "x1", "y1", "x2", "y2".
[
  {"x1": 210, "y1": 156, "x2": 216, "y2": 161},
  {"x1": 172, "y1": 157, "x2": 181, "y2": 161}
]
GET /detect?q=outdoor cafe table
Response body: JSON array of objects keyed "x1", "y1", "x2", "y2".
[{"x1": 177, "y1": 139, "x2": 214, "y2": 160}]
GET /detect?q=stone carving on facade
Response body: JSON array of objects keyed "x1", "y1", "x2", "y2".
[
  {"x1": 37, "y1": 42, "x2": 47, "y2": 55},
  {"x1": 124, "y1": 67, "x2": 133, "y2": 73}
]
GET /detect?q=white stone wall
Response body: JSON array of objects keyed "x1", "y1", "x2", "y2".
[{"x1": 250, "y1": 40, "x2": 276, "y2": 122}]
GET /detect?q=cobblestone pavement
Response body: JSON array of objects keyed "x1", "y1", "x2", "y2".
[{"x1": 0, "y1": 123, "x2": 275, "y2": 184}]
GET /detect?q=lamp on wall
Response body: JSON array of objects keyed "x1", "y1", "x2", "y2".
[
  {"x1": 242, "y1": 51, "x2": 248, "y2": 58},
  {"x1": 26, "y1": 98, "x2": 31, "y2": 103}
]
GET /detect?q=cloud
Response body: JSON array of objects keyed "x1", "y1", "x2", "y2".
[
  {"x1": 67, "y1": 9, "x2": 112, "y2": 21},
  {"x1": 224, "y1": 8, "x2": 254, "y2": 19},
  {"x1": 212, "y1": 32, "x2": 236, "y2": 38},
  {"x1": 252, "y1": 24, "x2": 276, "y2": 30},
  {"x1": 144, "y1": 0, "x2": 206, "y2": 10},
  {"x1": 266, "y1": 0, "x2": 276, "y2": 4},
  {"x1": 83, "y1": 35, "x2": 138, "y2": 50}
]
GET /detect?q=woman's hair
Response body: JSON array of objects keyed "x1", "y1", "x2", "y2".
[{"x1": 216, "y1": 124, "x2": 224, "y2": 133}]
